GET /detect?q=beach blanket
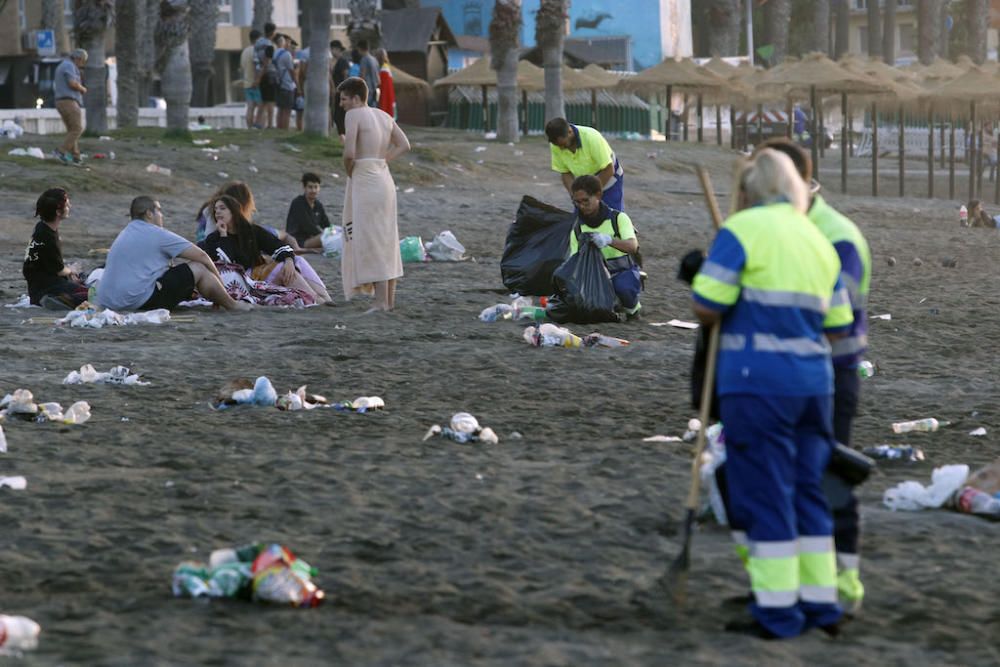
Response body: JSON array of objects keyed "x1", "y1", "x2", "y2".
[{"x1": 216, "y1": 262, "x2": 314, "y2": 307}]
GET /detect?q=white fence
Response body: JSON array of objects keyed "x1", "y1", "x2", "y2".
[
  {"x1": 855, "y1": 125, "x2": 970, "y2": 159},
  {"x1": 0, "y1": 106, "x2": 248, "y2": 135}
]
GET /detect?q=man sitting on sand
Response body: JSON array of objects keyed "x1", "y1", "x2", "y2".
[
  {"x1": 98, "y1": 196, "x2": 251, "y2": 312},
  {"x1": 568, "y1": 175, "x2": 642, "y2": 318},
  {"x1": 285, "y1": 172, "x2": 330, "y2": 250}
]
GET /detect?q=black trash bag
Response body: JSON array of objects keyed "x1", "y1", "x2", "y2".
[
  {"x1": 547, "y1": 235, "x2": 622, "y2": 324},
  {"x1": 500, "y1": 196, "x2": 576, "y2": 296},
  {"x1": 677, "y1": 249, "x2": 720, "y2": 420}
]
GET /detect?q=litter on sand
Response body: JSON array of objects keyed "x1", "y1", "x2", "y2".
[
  {"x1": 8, "y1": 147, "x2": 45, "y2": 159},
  {"x1": 423, "y1": 412, "x2": 498, "y2": 444},
  {"x1": 424, "y1": 231, "x2": 467, "y2": 261},
  {"x1": 0, "y1": 390, "x2": 91, "y2": 425},
  {"x1": 649, "y1": 319, "x2": 700, "y2": 329},
  {"x1": 212, "y1": 377, "x2": 383, "y2": 413},
  {"x1": 0, "y1": 476, "x2": 27, "y2": 490},
  {"x1": 642, "y1": 435, "x2": 683, "y2": 443},
  {"x1": 62, "y1": 364, "x2": 149, "y2": 386},
  {"x1": 56, "y1": 308, "x2": 172, "y2": 328},
  {"x1": 871, "y1": 313, "x2": 892, "y2": 321},
  {"x1": 522, "y1": 323, "x2": 629, "y2": 348},
  {"x1": 4, "y1": 295, "x2": 34, "y2": 308},
  {"x1": 969, "y1": 427, "x2": 988, "y2": 437}
]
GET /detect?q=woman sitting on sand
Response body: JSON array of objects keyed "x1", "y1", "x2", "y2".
[
  {"x1": 199, "y1": 195, "x2": 322, "y2": 306},
  {"x1": 966, "y1": 199, "x2": 997, "y2": 228}
]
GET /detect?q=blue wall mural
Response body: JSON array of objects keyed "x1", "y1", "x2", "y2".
[{"x1": 421, "y1": 0, "x2": 667, "y2": 72}]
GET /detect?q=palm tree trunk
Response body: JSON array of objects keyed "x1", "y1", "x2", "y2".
[
  {"x1": 115, "y1": 0, "x2": 139, "y2": 127},
  {"x1": 189, "y1": 0, "x2": 219, "y2": 107},
  {"x1": 303, "y1": 0, "x2": 332, "y2": 136},
  {"x1": 489, "y1": 0, "x2": 522, "y2": 143},
  {"x1": 866, "y1": 0, "x2": 881, "y2": 59},
  {"x1": 763, "y1": 0, "x2": 791, "y2": 64},
  {"x1": 707, "y1": 0, "x2": 740, "y2": 56},
  {"x1": 253, "y1": 0, "x2": 273, "y2": 33},
  {"x1": 536, "y1": 0, "x2": 566, "y2": 123},
  {"x1": 967, "y1": 0, "x2": 989, "y2": 65},
  {"x1": 42, "y1": 0, "x2": 71, "y2": 54},
  {"x1": 833, "y1": 0, "x2": 849, "y2": 60},
  {"x1": 156, "y1": 0, "x2": 192, "y2": 135},
  {"x1": 917, "y1": 0, "x2": 940, "y2": 65},
  {"x1": 75, "y1": 1, "x2": 116, "y2": 135},
  {"x1": 882, "y1": 0, "x2": 897, "y2": 64},
  {"x1": 812, "y1": 0, "x2": 830, "y2": 55},
  {"x1": 138, "y1": 0, "x2": 157, "y2": 107}
]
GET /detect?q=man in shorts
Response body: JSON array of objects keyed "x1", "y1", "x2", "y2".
[
  {"x1": 241, "y1": 29, "x2": 262, "y2": 128},
  {"x1": 274, "y1": 34, "x2": 298, "y2": 130},
  {"x1": 98, "y1": 196, "x2": 251, "y2": 312}
]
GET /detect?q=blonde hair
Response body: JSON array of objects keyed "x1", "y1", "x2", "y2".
[{"x1": 732, "y1": 148, "x2": 809, "y2": 214}]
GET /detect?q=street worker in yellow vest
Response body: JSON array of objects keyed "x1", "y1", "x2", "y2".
[
  {"x1": 754, "y1": 137, "x2": 872, "y2": 616},
  {"x1": 568, "y1": 175, "x2": 642, "y2": 318},
  {"x1": 692, "y1": 149, "x2": 854, "y2": 639},
  {"x1": 546, "y1": 118, "x2": 625, "y2": 211}
]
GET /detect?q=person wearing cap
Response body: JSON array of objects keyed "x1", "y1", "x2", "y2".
[
  {"x1": 54, "y1": 48, "x2": 88, "y2": 164},
  {"x1": 546, "y1": 117, "x2": 625, "y2": 211}
]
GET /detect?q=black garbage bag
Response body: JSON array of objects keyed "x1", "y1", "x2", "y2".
[
  {"x1": 500, "y1": 196, "x2": 576, "y2": 296},
  {"x1": 547, "y1": 236, "x2": 622, "y2": 324},
  {"x1": 677, "y1": 249, "x2": 720, "y2": 420}
]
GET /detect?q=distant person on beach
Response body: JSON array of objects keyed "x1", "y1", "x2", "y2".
[
  {"x1": 691, "y1": 150, "x2": 853, "y2": 639},
  {"x1": 338, "y1": 76, "x2": 410, "y2": 311},
  {"x1": 98, "y1": 196, "x2": 250, "y2": 312},
  {"x1": 568, "y1": 175, "x2": 642, "y2": 318},
  {"x1": 967, "y1": 199, "x2": 997, "y2": 228},
  {"x1": 22, "y1": 188, "x2": 88, "y2": 309},
  {"x1": 54, "y1": 48, "x2": 88, "y2": 164},
  {"x1": 274, "y1": 34, "x2": 298, "y2": 130},
  {"x1": 356, "y1": 40, "x2": 380, "y2": 107},
  {"x1": 375, "y1": 48, "x2": 396, "y2": 119},
  {"x1": 330, "y1": 40, "x2": 351, "y2": 139},
  {"x1": 546, "y1": 118, "x2": 625, "y2": 211},
  {"x1": 240, "y1": 29, "x2": 262, "y2": 129},
  {"x1": 256, "y1": 45, "x2": 278, "y2": 129},
  {"x1": 286, "y1": 172, "x2": 331, "y2": 250}
]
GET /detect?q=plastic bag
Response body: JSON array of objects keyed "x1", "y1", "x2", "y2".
[
  {"x1": 425, "y1": 230, "x2": 466, "y2": 261},
  {"x1": 321, "y1": 226, "x2": 343, "y2": 257},
  {"x1": 500, "y1": 196, "x2": 575, "y2": 296},
  {"x1": 547, "y1": 238, "x2": 621, "y2": 324},
  {"x1": 400, "y1": 236, "x2": 427, "y2": 263},
  {"x1": 883, "y1": 464, "x2": 970, "y2": 511}
]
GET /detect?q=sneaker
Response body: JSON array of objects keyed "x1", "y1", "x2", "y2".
[
  {"x1": 39, "y1": 295, "x2": 72, "y2": 311},
  {"x1": 723, "y1": 619, "x2": 779, "y2": 640}
]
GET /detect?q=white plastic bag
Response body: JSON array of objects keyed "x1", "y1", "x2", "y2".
[
  {"x1": 0, "y1": 476, "x2": 27, "y2": 490},
  {"x1": 321, "y1": 226, "x2": 344, "y2": 257},
  {"x1": 883, "y1": 464, "x2": 970, "y2": 511},
  {"x1": 425, "y1": 230, "x2": 466, "y2": 261}
]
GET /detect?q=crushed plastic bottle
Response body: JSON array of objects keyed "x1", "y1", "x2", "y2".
[
  {"x1": 0, "y1": 615, "x2": 40, "y2": 654},
  {"x1": 514, "y1": 305, "x2": 547, "y2": 321},
  {"x1": 862, "y1": 445, "x2": 925, "y2": 462},
  {"x1": 892, "y1": 418, "x2": 947, "y2": 434},
  {"x1": 858, "y1": 360, "x2": 876, "y2": 378},
  {"x1": 479, "y1": 304, "x2": 514, "y2": 322},
  {"x1": 251, "y1": 377, "x2": 277, "y2": 406},
  {"x1": 952, "y1": 486, "x2": 1000, "y2": 518},
  {"x1": 959, "y1": 204, "x2": 969, "y2": 226}
]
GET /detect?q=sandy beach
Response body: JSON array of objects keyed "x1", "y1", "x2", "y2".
[{"x1": 1, "y1": 126, "x2": 999, "y2": 665}]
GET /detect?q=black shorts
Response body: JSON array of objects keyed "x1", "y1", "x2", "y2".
[
  {"x1": 140, "y1": 264, "x2": 195, "y2": 311},
  {"x1": 260, "y1": 80, "x2": 277, "y2": 103},
  {"x1": 277, "y1": 88, "x2": 296, "y2": 110}
]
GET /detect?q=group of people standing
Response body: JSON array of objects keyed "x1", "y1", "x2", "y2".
[{"x1": 240, "y1": 24, "x2": 397, "y2": 137}]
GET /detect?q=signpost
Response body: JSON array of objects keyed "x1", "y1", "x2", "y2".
[{"x1": 36, "y1": 30, "x2": 57, "y2": 57}]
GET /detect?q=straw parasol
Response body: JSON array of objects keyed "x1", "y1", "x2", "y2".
[
  {"x1": 390, "y1": 66, "x2": 431, "y2": 90},
  {"x1": 435, "y1": 57, "x2": 544, "y2": 135},
  {"x1": 582, "y1": 64, "x2": 622, "y2": 88}
]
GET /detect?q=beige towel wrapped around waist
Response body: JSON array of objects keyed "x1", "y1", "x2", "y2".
[{"x1": 341, "y1": 158, "x2": 403, "y2": 300}]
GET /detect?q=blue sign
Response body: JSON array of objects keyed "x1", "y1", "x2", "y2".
[{"x1": 36, "y1": 30, "x2": 56, "y2": 56}]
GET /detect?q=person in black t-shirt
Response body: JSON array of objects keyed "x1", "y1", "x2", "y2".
[
  {"x1": 22, "y1": 188, "x2": 88, "y2": 309},
  {"x1": 330, "y1": 40, "x2": 351, "y2": 140},
  {"x1": 285, "y1": 172, "x2": 331, "y2": 249}
]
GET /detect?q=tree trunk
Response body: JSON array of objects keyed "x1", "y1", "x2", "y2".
[
  {"x1": 535, "y1": 0, "x2": 566, "y2": 123},
  {"x1": 42, "y1": 0, "x2": 71, "y2": 55},
  {"x1": 252, "y1": 0, "x2": 273, "y2": 33},
  {"x1": 763, "y1": 0, "x2": 791, "y2": 64},
  {"x1": 883, "y1": 0, "x2": 897, "y2": 64},
  {"x1": 115, "y1": 0, "x2": 139, "y2": 127},
  {"x1": 866, "y1": 0, "x2": 881, "y2": 59},
  {"x1": 156, "y1": 0, "x2": 192, "y2": 135},
  {"x1": 706, "y1": 0, "x2": 740, "y2": 57},
  {"x1": 189, "y1": 0, "x2": 219, "y2": 107},
  {"x1": 75, "y1": 1, "x2": 115, "y2": 134},
  {"x1": 489, "y1": 0, "x2": 521, "y2": 143},
  {"x1": 303, "y1": 0, "x2": 332, "y2": 136},
  {"x1": 833, "y1": 0, "x2": 849, "y2": 60},
  {"x1": 137, "y1": 0, "x2": 157, "y2": 107},
  {"x1": 917, "y1": 0, "x2": 940, "y2": 65},
  {"x1": 968, "y1": 0, "x2": 989, "y2": 65},
  {"x1": 812, "y1": 0, "x2": 830, "y2": 55}
]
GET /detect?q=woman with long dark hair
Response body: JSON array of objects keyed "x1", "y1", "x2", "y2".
[{"x1": 23, "y1": 187, "x2": 89, "y2": 309}]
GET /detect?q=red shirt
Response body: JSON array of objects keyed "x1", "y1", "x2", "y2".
[{"x1": 378, "y1": 66, "x2": 396, "y2": 118}]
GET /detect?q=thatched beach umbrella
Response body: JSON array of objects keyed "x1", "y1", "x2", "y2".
[
  {"x1": 762, "y1": 53, "x2": 884, "y2": 191},
  {"x1": 579, "y1": 65, "x2": 622, "y2": 126},
  {"x1": 723, "y1": 62, "x2": 773, "y2": 149},
  {"x1": 699, "y1": 58, "x2": 739, "y2": 145},
  {"x1": 619, "y1": 57, "x2": 727, "y2": 141},
  {"x1": 434, "y1": 57, "x2": 544, "y2": 134}
]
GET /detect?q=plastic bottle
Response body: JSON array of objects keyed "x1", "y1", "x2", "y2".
[
  {"x1": 515, "y1": 305, "x2": 547, "y2": 321},
  {"x1": 891, "y1": 418, "x2": 947, "y2": 434},
  {"x1": 953, "y1": 486, "x2": 1000, "y2": 517},
  {"x1": 862, "y1": 445, "x2": 925, "y2": 462},
  {"x1": 858, "y1": 360, "x2": 876, "y2": 378},
  {"x1": 479, "y1": 304, "x2": 513, "y2": 322},
  {"x1": 959, "y1": 204, "x2": 969, "y2": 226},
  {"x1": 0, "y1": 615, "x2": 41, "y2": 653}
]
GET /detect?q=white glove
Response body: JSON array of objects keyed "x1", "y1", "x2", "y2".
[{"x1": 591, "y1": 233, "x2": 613, "y2": 248}]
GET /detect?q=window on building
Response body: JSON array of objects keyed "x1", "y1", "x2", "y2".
[
  {"x1": 898, "y1": 23, "x2": 916, "y2": 54},
  {"x1": 64, "y1": 0, "x2": 74, "y2": 28},
  {"x1": 332, "y1": 0, "x2": 350, "y2": 27},
  {"x1": 859, "y1": 26, "x2": 868, "y2": 54},
  {"x1": 218, "y1": 0, "x2": 232, "y2": 25},
  {"x1": 18, "y1": 0, "x2": 26, "y2": 30}
]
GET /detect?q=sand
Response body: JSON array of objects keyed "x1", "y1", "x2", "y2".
[{"x1": 1, "y1": 126, "x2": 999, "y2": 665}]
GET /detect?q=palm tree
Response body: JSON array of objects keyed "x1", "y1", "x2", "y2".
[
  {"x1": 138, "y1": 0, "x2": 158, "y2": 107},
  {"x1": 42, "y1": 0, "x2": 71, "y2": 55},
  {"x1": 706, "y1": 0, "x2": 740, "y2": 57},
  {"x1": 74, "y1": 0, "x2": 115, "y2": 134},
  {"x1": 348, "y1": 0, "x2": 381, "y2": 49},
  {"x1": 763, "y1": 0, "x2": 791, "y2": 64},
  {"x1": 917, "y1": 0, "x2": 941, "y2": 65},
  {"x1": 833, "y1": 0, "x2": 849, "y2": 59},
  {"x1": 490, "y1": 0, "x2": 521, "y2": 143},
  {"x1": 189, "y1": 0, "x2": 219, "y2": 107},
  {"x1": 156, "y1": 0, "x2": 193, "y2": 136},
  {"x1": 535, "y1": 0, "x2": 566, "y2": 123},
  {"x1": 252, "y1": 0, "x2": 273, "y2": 34},
  {"x1": 812, "y1": 0, "x2": 830, "y2": 55},
  {"x1": 302, "y1": 0, "x2": 331, "y2": 136},
  {"x1": 882, "y1": 0, "x2": 897, "y2": 64},
  {"x1": 967, "y1": 0, "x2": 989, "y2": 65},
  {"x1": 115, "y1": 0, "x2": 139, "y2": 128},
  {"x1": 866, "y1": 0, "x2": 882, "y2": 59}
]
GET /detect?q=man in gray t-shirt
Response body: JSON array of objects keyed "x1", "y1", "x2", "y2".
[
  {"x1": 54, "y1": 49, "x2": 88, "y2": 163},
  {"x1": 98, "y1": 196, "x2": 250, "y2": 312},
  {"x1": 357, "y1": 40, "x2": 380, "y2": 107},
  {"x1": 274, "y1": 34, "x2": 298, "y2": 129}
]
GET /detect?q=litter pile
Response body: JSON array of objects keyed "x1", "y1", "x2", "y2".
[
  {"x1": 56, "y1": 308, "x2": 172, "y2": 328},
  {"x1": 522, "y1": 323, "x2": 629, "y2": 349},
  {"x1": 63, "y1": 364, "x2": 148, "y2": 386},
  {"x1": 173, "y1": 543, "x2": 324, "y2": 607},
  {"x1": 884, "y1": 458, "x2": 1000, "y2": 519},
  {"x1": 212, "y1": 377, "x2": 384, "y2": 413},
  {"x1": 423, "y1": 412, "x2": 498, "y2": 444},
  {"x1": 400, "y1": 231, "x2": 467, "y2": 263},
  {"x1": 0, "y1": 390, "x2": 91, "y2": 425},
  {"x1": 0, "y1": 614, "x2": 40, "y2": 655},
  {"x1": 479, "y1": 295, "x2": 547, "y2": 323}
]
